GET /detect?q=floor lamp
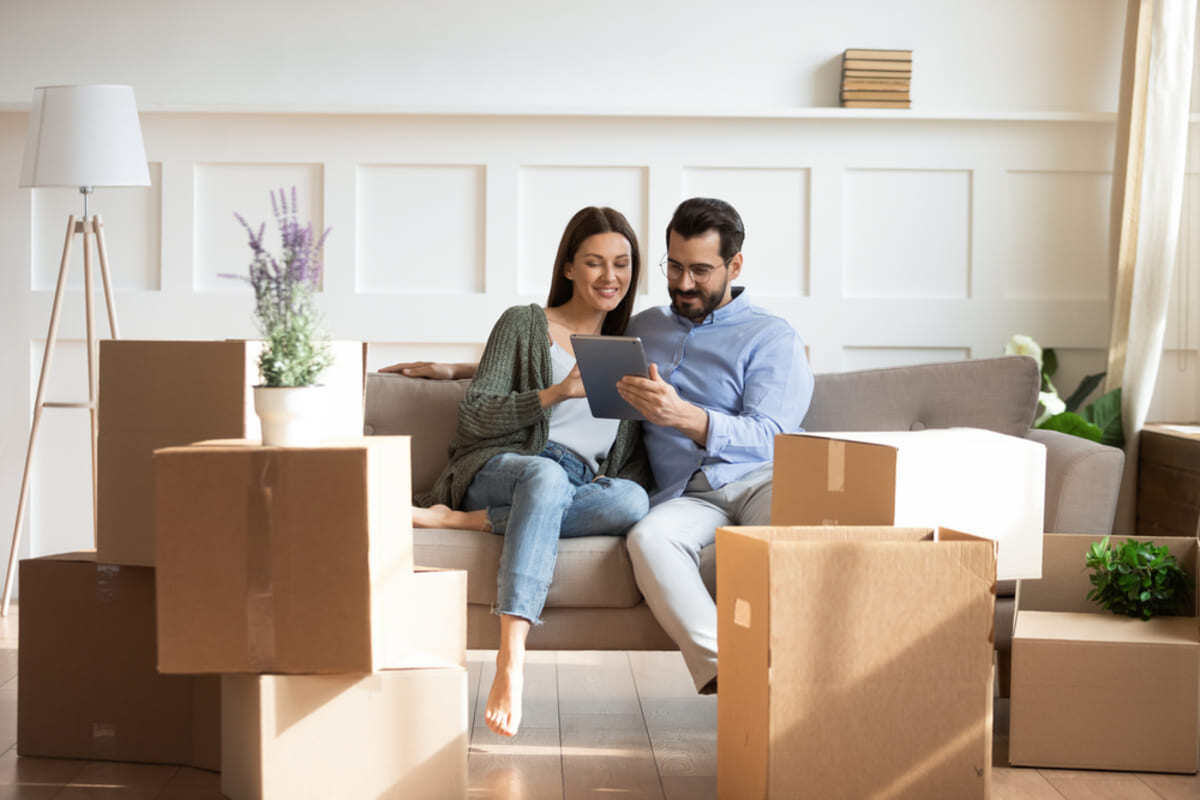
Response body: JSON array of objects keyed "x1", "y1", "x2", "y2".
[{"x1": 4, "y1": 85, "x2": 151, "y2": 615}]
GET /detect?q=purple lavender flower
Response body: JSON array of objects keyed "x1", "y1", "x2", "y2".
[{"x1": 224, "y1": 187, "x2": 334, "y2": 387}]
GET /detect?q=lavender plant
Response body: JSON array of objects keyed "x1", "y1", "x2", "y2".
[{"x1": 224, "y1": 187, "x2": 333, "y2": 387}]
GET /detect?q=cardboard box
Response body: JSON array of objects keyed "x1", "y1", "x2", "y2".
[
  {"x1": 155, "y1": 437, "x2": 464, "y2": 673},
  {"x1": 221, "y1": 667, "x2": 468, "y2": 800},
  {"x1": 98, "y1": 339, "x2": 367, "y2": 566},
  {"x1": 772, "y1": 428, "x2": 1046, "y2": 580},
  {"x1": 717, "y1": 526, "x2": 996, "y2": 800},
  {"x1": 17, "y1": 552, "x2": 219, "y2": 769},
  {"x1": 1138, "y1": 424, "x2": 1200, "y2": 539},
  {"x1": 1010, "y1": 533, "x2": 1200, "y2": 773}
]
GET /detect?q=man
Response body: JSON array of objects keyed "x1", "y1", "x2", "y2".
[
  {"x1": 389, "y1": 197, "x2": 813, "y2": 694},
  {"x1": 614, "y1": 197, "x2": 812, "y2": 693}
]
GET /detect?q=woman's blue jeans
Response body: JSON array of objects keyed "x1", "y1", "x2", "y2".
[{"x1": 462, "y1": 441, "x2": 649, "y2": 624}]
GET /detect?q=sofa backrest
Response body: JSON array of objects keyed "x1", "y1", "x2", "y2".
[
  {"x1": 803, "y1": 356, "x2": 1039, "y2": 438},
  {"x1": 364, "y1": 355, "x2": 1040, "y2": 495}
]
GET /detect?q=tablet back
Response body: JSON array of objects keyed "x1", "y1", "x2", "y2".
[{"x1": 570, "y1": 335, "x2": 649, "y2": 420}]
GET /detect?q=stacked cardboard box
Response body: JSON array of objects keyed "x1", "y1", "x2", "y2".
[
  {"x1": 713, "y1": 428, "x2": 1047, "y2": 797},
  {"x1": 840, "y1": 48, "x2": 912, "y2": 108},
  {"x1": 1010, "y1": 533, "x2": 1200, "y2": 773},
  {"x1": 772, "y1": 429, "x2": 1046, "y2": 580},
  {"x1": 154, "y1": 438, "x2": 469, "y2": 799},
  {"x1": 15, "y1": 340, "x2": 370, "y2": 777},
  {"x1": 717, "y1": 526, "x2": 997, "y2": 799}
]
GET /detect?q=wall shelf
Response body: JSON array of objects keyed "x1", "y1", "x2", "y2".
[{"x1": 0, "y1": 103, "x2": 1123, "y2": 123}]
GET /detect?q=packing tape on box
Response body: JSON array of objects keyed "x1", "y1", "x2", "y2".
[
  {"x1": 246, "y1": 453, "x2": 278, "y2": 670},
  {"x1": 826, "y1": 439, "x2": 846, "y2": 493},
  {"x1": 94, "y1": 563, "x2": 121, "y2": 605},
  {"x1": 91, "y1": 722, "x2": 118, "y2": 759}
]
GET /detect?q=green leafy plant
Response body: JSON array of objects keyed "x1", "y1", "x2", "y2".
[
  {"x1": 1085, "y1": 536, "x2": 1194, "y2": 620},
  {"x1": 223, "y1": 187, "x2": 333, "y2": 387},
  {"x1": 1004, "y1": 334, "x2": 1124, "y2": 447}
]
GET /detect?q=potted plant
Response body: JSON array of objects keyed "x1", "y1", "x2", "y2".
[
  {"x1": 225, "y1": 187, "x2": 333, "y2": 446},
  {"x1": 1085, "y1": 536, "x2": 1194, "y2": 620},
  {"x1": 1004, "y1": 334, "x2": 1124, "y2": 447}
]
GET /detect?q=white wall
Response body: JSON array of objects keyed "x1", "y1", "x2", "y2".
[
  {"x1": 0, "y1": 0, "x2": 1128, "y2": 112},
  {"x1": 1, "y1": 0, "x2": 1197, "y2": 592}
]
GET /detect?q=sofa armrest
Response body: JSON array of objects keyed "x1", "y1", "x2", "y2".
[{"x1": 1025, "y1": 428, "x2": 1124, "y2": 534}]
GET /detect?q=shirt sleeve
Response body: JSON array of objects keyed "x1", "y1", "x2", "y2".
[{"x1": 702, "y1": 326, "x2": 814, "y2": 463}]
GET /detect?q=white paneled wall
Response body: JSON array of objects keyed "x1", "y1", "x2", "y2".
[
  {"x1": 1, "y1": 108, "x2": 1199, "y2": 585},
  {"x1": 683, "y1": 167, "x2": 811, "y2": 298},
  {"x1": 518, "y1": 166, "x2": 649, "y2": 296}
]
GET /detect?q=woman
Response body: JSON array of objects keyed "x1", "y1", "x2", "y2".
[{"x1": 406, "y1": 207, "x2": 651, "y2": 738}]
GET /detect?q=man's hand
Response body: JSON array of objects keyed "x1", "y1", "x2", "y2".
[
  {"x1": 617, "y1": 363, "x2": 709, "y2": 445},
  {"x1": 379, "y1": 361, "x2": 476, "y2": 380}
]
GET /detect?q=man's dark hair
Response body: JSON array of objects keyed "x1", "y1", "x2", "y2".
[{"x1": 665, "y1": 197, "x2": 745, "y2": 262}]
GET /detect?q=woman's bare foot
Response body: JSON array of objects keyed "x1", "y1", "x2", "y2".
[
  {"x1": 484, "y1": 652, "x2": 525, "y2": 737},
  {"x1": 486, "y1": 615, "x2": 531, "y2": 737},
  {"x1": 412, "y1": 504, "x2": 491, "y2": 531}
]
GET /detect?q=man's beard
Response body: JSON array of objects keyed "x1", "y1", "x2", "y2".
[{"x1": 670, "y1": 277, "x2": 728, "y2": 323}]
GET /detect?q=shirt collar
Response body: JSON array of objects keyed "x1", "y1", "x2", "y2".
[{"x1": 672, "y1": 286, "x2": 748, "y2": 328}]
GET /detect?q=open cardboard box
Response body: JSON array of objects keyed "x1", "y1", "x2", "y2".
[
  {"x1": 155, "y1": 438, "x2": 464, "y2": 674},
  {"x1": 772, "y1": 428, "x2": 1046, "y2": 581},
  {"x1": 717, "y1": 525, "x2": 997, "y2": 800},
  {"x1": 17, "y1": 553, "x2": 219, "y2": 770},
  {"x1": 98, "y1": 339, "x2": 367, "y2": 567},
  {"x1": 1010, "y1": 533, "x2": 1200, "y2": 773},
  {"x1": 222, "y1": 667, "x2": 467, "y2": 800}
]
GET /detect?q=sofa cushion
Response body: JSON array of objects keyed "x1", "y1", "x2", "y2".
[
  {"x1": 364, "y1": 374, "x2": 470, "y2": 495},
  {"x1": 802, "y1": 356, "x2": 1039, "y2": 439},
  {"x1": 414, "y1": 529, "x2": 643, "y2": 609}
]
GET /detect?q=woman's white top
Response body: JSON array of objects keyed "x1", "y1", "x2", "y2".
[{"x1": 547, "y1": 341, "x2": 620, "y2": 473}]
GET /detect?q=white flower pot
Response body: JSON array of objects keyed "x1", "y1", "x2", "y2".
[{"x1": 253, "y1": 385, "x2": 328, "y2": 447}]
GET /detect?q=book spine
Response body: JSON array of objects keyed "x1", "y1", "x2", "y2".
[
  {"x1": 842, "y1": 78, "x2": 911, "y2": 90},
  {"x1": 841, "y1": 100, "x2": 912, "y2": 108},
  {"x1": 840, "y1": 91, "x2": 911, "y2": 101},
  {"x1": 844, "y1": 69, "x2": 913, "y2": 78},
  {"x1": 843, "y1": 59, "x2": 913, "y2": 71},
  {"x1": 843, "y1": 49, "x2": 913, "y2": 61}
]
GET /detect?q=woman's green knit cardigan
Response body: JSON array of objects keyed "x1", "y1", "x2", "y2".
[{"x1": 416, "y1": 304, "x2": 653, "y2": 509}]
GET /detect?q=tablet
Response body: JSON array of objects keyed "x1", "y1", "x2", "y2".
[{"x1": 570, "y1": 334, "x2": 650, "y2": 420}]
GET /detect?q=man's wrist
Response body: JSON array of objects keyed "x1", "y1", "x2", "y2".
[{"x1": 674, "y1": 402, "x2": 709, "y2": 446}]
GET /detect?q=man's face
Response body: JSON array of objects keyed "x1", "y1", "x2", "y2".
[{"x1": 665, "y1": 230, "x2": 741, "y2": 322}]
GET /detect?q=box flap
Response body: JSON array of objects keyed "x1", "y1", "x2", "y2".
[{"x1": 715, "y1": 527, "x2": 771, "y2": 800}]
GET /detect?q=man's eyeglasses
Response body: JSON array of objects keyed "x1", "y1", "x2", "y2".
[{"x1": 659, "y1": 254, "x2": 730, "y2": 285}]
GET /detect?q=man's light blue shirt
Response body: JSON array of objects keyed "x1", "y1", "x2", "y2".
[{"x1": 626, "y1": 288, "x2": 814, "y2": 505}]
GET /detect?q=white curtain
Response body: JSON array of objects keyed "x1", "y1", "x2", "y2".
[{"x1": 1108, "y1": 0, "x2": 1197, "y2": 532}]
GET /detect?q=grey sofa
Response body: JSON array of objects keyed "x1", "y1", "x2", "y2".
[{"x1": 364, "y1": 355, "x2": 1125, "y2": 689}]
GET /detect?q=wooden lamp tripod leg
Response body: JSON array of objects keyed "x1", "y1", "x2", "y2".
[{"x1": 2, "y1": 216, "x2": 79, "y2": 616}]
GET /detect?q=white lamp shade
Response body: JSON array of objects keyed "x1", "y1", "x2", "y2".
[{"x1": 19, "y1": 85, "x2": 151, "y2": 188}]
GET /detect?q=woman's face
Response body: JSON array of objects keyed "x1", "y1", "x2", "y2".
[{"x1": 564, "y1": 232, "x2": 633, "y2": 313}]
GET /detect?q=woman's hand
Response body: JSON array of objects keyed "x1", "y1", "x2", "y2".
[
  {"x1": 379, "y1": 361, "x2": 476, "y2": 380},
  {"x1": 539, "y1": 365, "x2": 586, "y2": 407},
  {"x1": 558, "y1": 364, "x2": 585, "y2": 400}
]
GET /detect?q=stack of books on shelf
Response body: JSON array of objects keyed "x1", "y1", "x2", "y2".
[{"x1": 841, "y1": 48, "x2": 912, "y2": 109}]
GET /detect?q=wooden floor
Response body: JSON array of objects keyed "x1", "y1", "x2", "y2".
[{"x1": 0, "y1": 608, "x2": 1197, "y2": 798}]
